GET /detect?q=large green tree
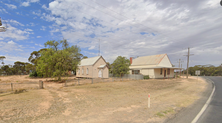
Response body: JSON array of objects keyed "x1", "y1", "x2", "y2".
[
  {"x1": 36, "y1": 40, "x2": 83, "y2": 80},
  {"x1": 112, "y1": 56, "x2": 130, "y2": 77}
]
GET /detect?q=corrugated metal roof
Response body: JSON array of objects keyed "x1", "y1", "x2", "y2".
[
  {"x1": 131, "y1": 54, "x2": 166, "y2": 66},
  {"x1": 130, "y1": 66, "x2": 182, "y2": 70},
  {"x1": 78, "y1": 56, "x2": 101, "y2": 66}
]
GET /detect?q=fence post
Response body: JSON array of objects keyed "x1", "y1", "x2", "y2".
[
  {"x1": 11, "y1": 83, "x2": 13, "y2": 91},
  {"x1": 92, "y1": 78, "x2": 93, "y2": 84},
  {"x1": 64, "y1": 80, "x2": 67, "y2": 87},
  {"x1": 39, "y1": 80, "x2": 43, "y2": 89}
]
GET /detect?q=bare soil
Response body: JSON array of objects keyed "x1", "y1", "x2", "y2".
[{"x1": 0, "y1": 75, "x2": 207, "y2": 123}]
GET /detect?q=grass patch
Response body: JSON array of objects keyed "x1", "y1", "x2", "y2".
[
  {"x1": 14, "y1": 89, "x2": 27, "y2": 94},
  {"x1": 156, "y1": 108, "x2": 174, "y2": 117}
]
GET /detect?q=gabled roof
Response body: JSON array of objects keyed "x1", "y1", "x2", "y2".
[
  {"x1": 78, "y1": 56, "x2": 101, "y2": 66},
  {"x1": 131, "y1": 54, "x2": 166, "y2": 66}
]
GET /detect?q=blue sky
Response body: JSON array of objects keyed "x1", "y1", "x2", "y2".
[{"x1": 0, "y1": 0, "x2": 222, "y2": 68}]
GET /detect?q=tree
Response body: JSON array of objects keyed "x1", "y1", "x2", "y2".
[
  {"x1": 0, "y1": 56, "x2": 6, "y2": 66},
  {"x1": 44, "y1": 40, "x2": 60, "y2": 51},
  {"x1": 82, "y1": 56, "x2": 88, "y2": 59},
  {"x1": 25, "y1": 63, "x2": 35, "y2": 73},
  {"x1": 13, "y1": 61, "x2": 26, "y2": 74},
  {"x1": 36, "y1": 40, "x2": 82, "y2": 81},
  {"x1": 1, "y1": 65, "x2": 9, "y2": 75},
  {"x1": 112, "y1": 56, "x2": 130, "y2": 77},
  {"x1": 28, "y1": 49, "x2": 47, "y2": 65},
  {"x1": 61, "y1": 39, "x2": 69, "y2": 49},
  {"x1": 106, "y1": 62, "x2": 112, "y2": 73}
]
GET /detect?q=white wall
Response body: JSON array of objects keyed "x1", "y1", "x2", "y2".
[
  {"x1": 140, "y1": 69, "x2": 155, "y2": 78},
  {"x1": 154, "y1": 68, "x2": 174, "y2": 78},
  {"x1": 130, "y1": 68, "x2": 175, "y2": 79},
  {"x1": 158, "y1": 55, "x2": 172, "y2": 67}
]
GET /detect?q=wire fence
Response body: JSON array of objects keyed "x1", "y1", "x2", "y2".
[
  {"x1": 64, "y1": 75, "x2": 144, "y2": 87},
  {"x1": 0, "y1": 74, "x2": 145, "y2": 93},
  {"x1": 0, "y1": 82, "x2": 39, "y2": 94},
  {"x1": 109, "y1": 74, "x2": 144, "y2": 80}
]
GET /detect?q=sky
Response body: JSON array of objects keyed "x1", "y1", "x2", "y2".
[{"x1": 0, "y1": 0, "x2": 221, "y2": 69}]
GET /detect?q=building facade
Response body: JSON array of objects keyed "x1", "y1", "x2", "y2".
[
  {"x1": 76, "y1": 56, "x2": 109, "y2": 78},
  {"x1": 129, "y1": 54, "x2": 179, "y2": 79}
]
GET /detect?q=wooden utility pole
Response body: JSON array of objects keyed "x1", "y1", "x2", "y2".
[{"x1": 184, "y1": 47, "x2": 194, "y2": 78}]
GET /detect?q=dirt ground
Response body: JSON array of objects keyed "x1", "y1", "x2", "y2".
[{"x1": 0, "y1": 75, "x2": 207, "y2": 123}]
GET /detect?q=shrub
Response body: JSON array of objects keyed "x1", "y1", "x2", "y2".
[
  {"x1": 29, "y1": 71, "x2": 38, "y2": 77},
  {"x1": 144, "y1": 75, "x2": 149, "y2": 79}
]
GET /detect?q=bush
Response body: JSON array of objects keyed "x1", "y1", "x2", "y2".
[
  {"x1": 144, "y1": 75, "x2": 149, "y2": 79},
  {"x1": 29, "y1": 71, "x2": 38, "y2": 77}
]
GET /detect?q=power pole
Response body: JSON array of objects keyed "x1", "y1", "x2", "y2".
[
  {"x1": 177, "y1": 59, "x2": 184, "y2": 76},
  {"x1": 184, "y1": 47, "x2": 194, "y2": 78},
  {"x1": 98, "y1": 39, "x2": 100, "y2": 56}
]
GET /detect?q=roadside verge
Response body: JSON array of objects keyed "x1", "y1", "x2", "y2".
[{"x1": 164, "y1": 77, "x2": 215, "y2": 123}]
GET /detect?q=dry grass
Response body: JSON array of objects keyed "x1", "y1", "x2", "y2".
[{"x1": 0, "y1": 75, "x2": 207, "y2": 123}]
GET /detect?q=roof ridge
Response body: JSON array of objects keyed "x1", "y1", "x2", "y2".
[{"x1": 136, "y1": 53, "x2": 166, "y2": 59}]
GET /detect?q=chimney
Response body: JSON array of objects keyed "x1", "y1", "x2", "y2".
[{"x1": 130, "y1": 57, "x2": 133, "y2": 64}]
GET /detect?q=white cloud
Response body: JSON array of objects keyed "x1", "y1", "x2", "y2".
[
  {"x1": 4, "y1": 55, "x2": 28, "y2": 64},
  {"x1": 37, "y1": 36, "x2": 41, "y2": 38},
  {"x1": 88, "y1": 46, "x2": 95, "y2": 50},
  {"x1": 0, "y1": 41, "x2": 23, "y2": 53},
  {"x1": 0, "y1": 8, "x2": 8, "y2": 13},
  {"x1": 9, "y1": 19, "x2": 24, "y2": 26},
  {"x1": 8, "y1": 41, "x2": 15, "y2": 45},
  {"x1": 35, "y1": 43, "x2": 44, "y2": 47},
  {"x1": 0, "y1": 24, "x2": 33, "y2": 41},
  {"x1": 30, "y1": 0, "x2": 39, "y2": 2},
  {"x1": 21, "y1": 2, "x2": 30, "y2": 7},
  {"x1": 39, "y1": 0, "x2": 222, "y2": 66},
  {"x1": 21, "y1": 0, "x2": 40, "y2": 7},
  {"x1": 40, "y1": 26, "x2": 46, "y2": 31},
  {"x1": 5, "y1": 3, "x2": 17, "y2": 9}
]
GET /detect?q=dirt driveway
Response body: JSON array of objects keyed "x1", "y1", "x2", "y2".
[{"x1": 0, "y1": 76, "x2": 207, "y2": 123}]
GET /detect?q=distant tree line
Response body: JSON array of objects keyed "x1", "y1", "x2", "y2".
[
  {"x1": 187, "y1": 64, "x2": 222, "y2": 76},
  {"x1": 0, "y1": 60, "x2": 35, "y2": 75}
]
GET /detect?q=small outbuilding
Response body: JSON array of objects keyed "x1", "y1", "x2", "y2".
[
  {"x1": 129, "y1": 54, "x2": 180, "y2": 79},
  {"x1": 76, "y1": 56, "x2": 109, "y2": 78}
]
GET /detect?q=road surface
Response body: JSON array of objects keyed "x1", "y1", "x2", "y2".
[{"x1": 197, "y1": 76, "x2": 222, "y2": 123}]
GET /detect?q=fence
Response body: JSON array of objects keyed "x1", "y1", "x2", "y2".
[
  {"x1": 0, "y1": 81, "x2": 43, "y2": 94},
  {"x1": 64, "y1": 74, "x2": 144, "y2": 87},
  {"x1": 0, "y1": 75, "x2": 145, "y2": 93},
  {"x1": 109, "y1": 74, "x2": 144, "y2": 80}
]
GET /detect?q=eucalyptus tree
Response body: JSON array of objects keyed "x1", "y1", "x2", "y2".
[{"x1": 112, "y1": 56, "x2": 130, "y2": 77}]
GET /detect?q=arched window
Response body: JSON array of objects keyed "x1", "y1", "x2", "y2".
[
  {"x1": 82, "y1": 68, "x2": 84, "y2": 75},
  {"x1": 78, "y1": 69, "x2": 80, "y2": 74},
  {"x1": 86, "y1": 68, "x2": 89, "y2": 75}
]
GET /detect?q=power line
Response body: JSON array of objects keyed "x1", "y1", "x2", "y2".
[{"x1": 184, "y1": 47, "x2": 194, "y2": 78}]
